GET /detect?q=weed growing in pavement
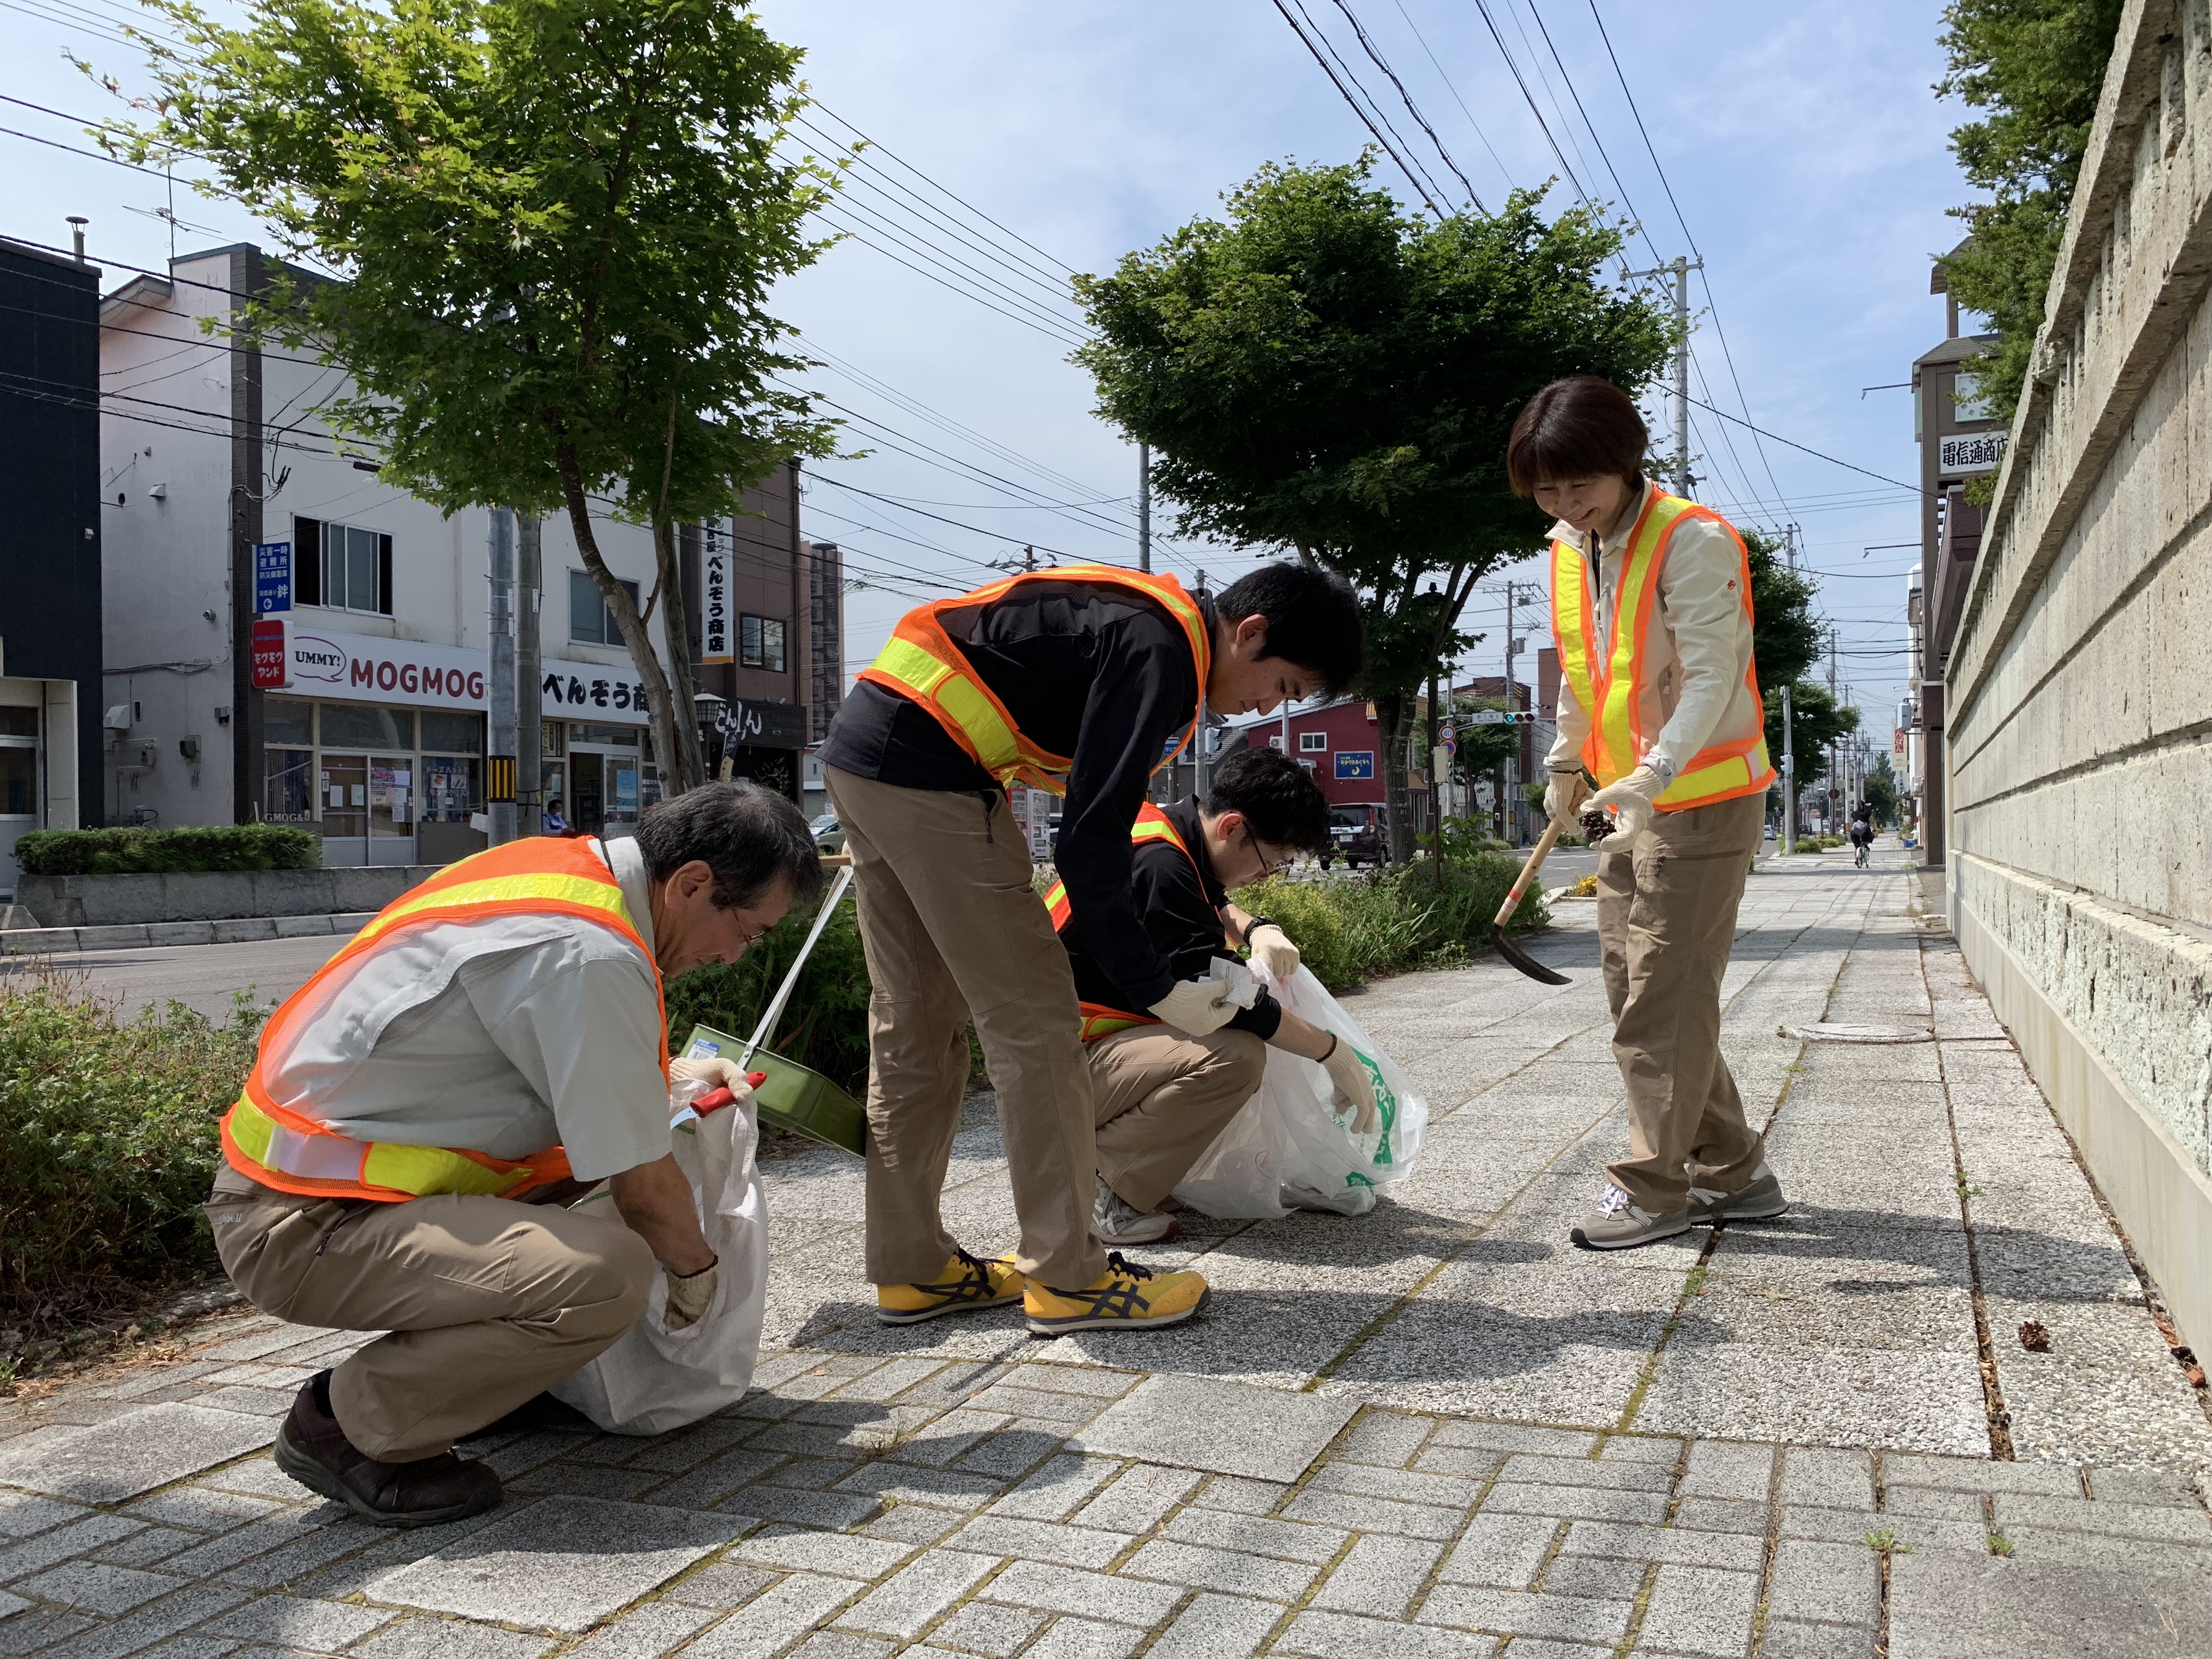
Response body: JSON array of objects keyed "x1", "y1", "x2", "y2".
[
  {"x1": 1231, "y1": 855, "x2": 1549, "y2": 992},
  {"x1": 1864, "y1": 1530, "x2": 1913, "y2": 1554},
  {"x1": 1683, "y1": 1263, "x2": 1710, "y2": 1297},
  {"x1": 0, "y1": 963, "x2": 264, "y2": 1336},
  {"x1": 1956, "y1": 1170, "x2": 1986, "y2": 1201},
  {"x1": 1988, "y1": 1533, "x2": 2014, "y2": 1556}
]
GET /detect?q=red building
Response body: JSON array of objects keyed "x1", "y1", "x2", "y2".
[{"x1": 1203, "y1": 697, "x2": 1391, "y2": 809}]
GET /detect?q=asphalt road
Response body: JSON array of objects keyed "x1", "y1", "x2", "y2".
[{"x1": 2, "y1": 933, "x2": 346, "y2": 1023}]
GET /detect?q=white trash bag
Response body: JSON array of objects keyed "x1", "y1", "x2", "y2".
[
  {"x1": 1171, "y1": 962, "x2": 1429, "y2": 1218},
  {"x1": 551, "y1": 1080, "x2": 773, "y2": 1435}
]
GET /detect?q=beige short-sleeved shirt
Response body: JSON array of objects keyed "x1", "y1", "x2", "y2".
[{"x1": 263, "y1": 837, "x2": 671, "y2": 1180}]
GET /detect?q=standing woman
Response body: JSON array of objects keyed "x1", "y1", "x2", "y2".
[{"x1": 1506, "y1": 376, "x2": 1786, "y2": 1249}]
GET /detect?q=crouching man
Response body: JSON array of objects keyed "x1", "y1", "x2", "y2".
[
  {"x1": 1049, "y1": 748, "x2": 1376, "y2": 1244},
  {"x1": 204, "y1": 783, "x2": 820, "y2": 1527}
]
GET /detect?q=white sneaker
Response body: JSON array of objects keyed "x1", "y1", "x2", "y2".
[{"x1": 1093, "y1": 1175, "x2": 1178, "y2": 1245}]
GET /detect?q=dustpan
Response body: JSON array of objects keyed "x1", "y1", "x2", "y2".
[{"x1": 676, "y1": 865, "x2": 868, "y2": 1157}]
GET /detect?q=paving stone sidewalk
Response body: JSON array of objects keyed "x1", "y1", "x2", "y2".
[{"x1": 4, "y1": 842, "x2": 2209, "y2": 1658}]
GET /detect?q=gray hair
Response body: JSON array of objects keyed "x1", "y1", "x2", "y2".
[{"x1": 634, "y1": 781, "x2": 824, "y2": 912}]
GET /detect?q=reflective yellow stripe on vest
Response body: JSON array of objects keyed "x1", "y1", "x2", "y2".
[{"x1": 225, "y1": 1093, "x2": 545, "y2": 1199}]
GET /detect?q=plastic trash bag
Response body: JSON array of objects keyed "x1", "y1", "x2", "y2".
[
  {"x1": 551, "y1": 1079, "x2": 772, "y2": 1435},
  {"x1": 1171, "y1": 962, "x2": 1429, "y2": 1218}
]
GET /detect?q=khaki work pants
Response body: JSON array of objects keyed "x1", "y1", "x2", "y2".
[
  {"x1": 205, "y1": 1163, "x2": 653, "y2": 1462},
  {"x1": 1595, "y1": 790, "x2": 1767, "y2": 1211},
  {"x1": 1090, "y1": 1025, "x2": 1267, "y2": 1210},
  {"x1": 825, "y1": 766, "x2": 1106, "y2": 1291}
]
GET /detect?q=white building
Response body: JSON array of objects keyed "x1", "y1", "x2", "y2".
[{"x1": 100, "y1": 244, "x2": 825, "y2": 864}]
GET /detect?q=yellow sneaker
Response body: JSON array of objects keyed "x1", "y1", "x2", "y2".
[
  {"x1": 1024, "y1": 1251, "x2": 1210, "y2": 1336},
  {"x1": 876, "y1": 1249, "x2": 1024, "y2": 1325}
]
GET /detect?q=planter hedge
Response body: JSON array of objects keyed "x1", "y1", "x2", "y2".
[{"x1": 15, "y1": 825, "x2": 321, "y2": 876}]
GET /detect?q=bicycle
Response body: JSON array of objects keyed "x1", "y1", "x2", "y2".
[{"x1": 1853, "y1": 839, "x2": 1870, "y2": 869}]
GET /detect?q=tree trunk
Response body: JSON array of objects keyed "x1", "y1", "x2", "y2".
[
  {"x1": 1426, "y1": 664, "x2": 1441, "y2": 872},
  {"x1": 554, "y1": 444, "x2": 685, "y2": 810},
  {"x1": 652, "y1": 516, "x2": 708, "y2": 794},
  {"x1": 1376, "y1": 689, "x2": 1418, "y2": 865}
]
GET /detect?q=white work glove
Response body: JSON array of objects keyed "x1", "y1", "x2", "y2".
[
  {"x1": 1543, "y1": 768, "x2": 1590, "y2": 829},
  {"x1": 1149, "y1": 976, "x2": 1238, "y2": 1037},
  {"x1": 1244, "y1": 922, "x2": 1301, "y2": 981},
  {"x1": 664, "y1": 1259, "x2": 718, "y2": 1331},
  {"x1": 668, "y1": 1055, "x2": 755, "y2": 1102},
  {"x1": 1322, "y1": 1035, "x2": 1379, "y2": 1135},
  {"x1": 1584, "y1": 764, "x2": 1666, "y2": 850}
]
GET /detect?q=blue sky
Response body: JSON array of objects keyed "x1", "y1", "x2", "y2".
[{"x1": 2, "y1": 1, "x2": 1973, "y2": 741}]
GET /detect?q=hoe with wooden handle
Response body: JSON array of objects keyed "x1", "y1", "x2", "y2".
[{"x1": 1492, "y1": 817, "x2": 1571, "y2": 985}]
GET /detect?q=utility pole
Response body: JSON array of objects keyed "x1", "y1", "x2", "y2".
[
  {"x1": 1627, "y1": 255, "x2": 1705, "y2": 498},
  {"x1": 1137, "y1": 443, "x2": 1151, "y2": 574},
  {"x1": 1502, "y1": 583, "x2": 1519, "y2": 844},
  {"x1": 516, "y1": 515, "x2": 541, "y2": 834},
  {"x1": 487, "y1": 508, "x2": 517, "y2": 846},
  {"x1": 1194, "y1": 567, "x2": 1209, "y2": 799},
  {"x1": 1781, "y1": 680, "x2": 1796, "y2": 854},
  {"x1": 1827, "y1": 628, "x2": 1839, "y2": 837}
]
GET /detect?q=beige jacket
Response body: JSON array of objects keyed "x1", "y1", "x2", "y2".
[{"x1": 1543, "y1": 479, "x2": 1763, "y2": 786}]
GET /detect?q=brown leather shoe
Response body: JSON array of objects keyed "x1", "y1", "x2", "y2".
[{"x1": 274, "y1": 1372, "x2": 503, "y2": 1528}]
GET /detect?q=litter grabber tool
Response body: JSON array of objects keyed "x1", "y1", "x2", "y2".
[
  {"x1": 1492, "y1": 817, "x2": 1570, "y2": 986},
  {"x1": 678, "y1": 861, "x2": 871, "y2": 1156}
]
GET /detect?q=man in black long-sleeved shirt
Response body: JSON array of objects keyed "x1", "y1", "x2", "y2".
[
  {"x1": 1053, "y1": 750, "x2": 1378, "y2": 1244},
  {"x1": 820, "y1": 562, "x2": 1362, "y2": 1336}
]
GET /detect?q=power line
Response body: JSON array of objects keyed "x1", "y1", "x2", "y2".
[
  {"x1": 1269, "y1": 0, "x2": 1444, "y2": 216},
  {"x1": 1326, "y1": 0, "x2": 1486, "y2": 211},
  {"x1": 1383, "y1": 0, "x2": 1516, "y2": 196},
  {"x1": 1684, "y1": 395, "x2": 1928, "y2": 496}
]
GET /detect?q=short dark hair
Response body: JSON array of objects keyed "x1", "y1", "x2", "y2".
[
  {"x1": 1204, "y1": 747, "x2": 1332, "y2": 853},
  {"x1": 634, "y1": 781, "x2": 824, "y2": 912},
  {"x1": 1214, "y1": 561, "x2": 1365, "y2": 697},
  {"x1": 1505, "y1": 376, "x2": 1650, "y2": 498}
]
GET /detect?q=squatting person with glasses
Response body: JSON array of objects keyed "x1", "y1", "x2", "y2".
[{"x1": 205, "y1": 784, "x2": 820, "y2": 1526}]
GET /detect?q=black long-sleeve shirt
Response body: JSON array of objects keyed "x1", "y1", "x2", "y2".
[
  {"x1": 820, "y1": 577, "x2": 1211, "y2": 1009},
  {"x1": 1061, "y1": 799, "x2": 1283, "y2": 1042}
]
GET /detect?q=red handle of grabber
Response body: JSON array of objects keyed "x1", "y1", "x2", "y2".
[{"x1": 695, "y1": 1074, "x2": 768, "y2": 1114}]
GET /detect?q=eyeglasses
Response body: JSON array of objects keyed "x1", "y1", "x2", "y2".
[{"x1": 1242, "y1": 827, "x2": 1296, "y2": 876}]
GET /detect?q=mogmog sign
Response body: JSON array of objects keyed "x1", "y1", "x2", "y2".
[{"x1": 281, "y1": 627, "x2": 650, "y2": 725}]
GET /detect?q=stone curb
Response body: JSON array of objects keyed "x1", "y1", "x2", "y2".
[{"x1": 0, "y1": 912, "x2": 376, "y2": 955}]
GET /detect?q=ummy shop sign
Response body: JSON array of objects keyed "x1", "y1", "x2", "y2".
[{"x1": 267, "y1": 625, "x2": 650, "y2": 725}]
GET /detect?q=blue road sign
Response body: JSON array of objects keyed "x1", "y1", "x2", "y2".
[
  {"x1": 1335, "y1": 749, "x2": 1375, "y2": 781},
  {"x1": 254, "y1": 541, "x2": 292, "y2": 613}
]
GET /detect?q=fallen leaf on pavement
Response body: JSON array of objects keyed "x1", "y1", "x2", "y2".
[{"x1": 2018, "y1": 1321, "x2": 2051, "y2": 1352}]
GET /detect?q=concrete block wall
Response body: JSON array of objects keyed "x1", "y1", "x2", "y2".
[{"x1": 1947, "y1": 0, "x2": 2212, "y2": 1357}]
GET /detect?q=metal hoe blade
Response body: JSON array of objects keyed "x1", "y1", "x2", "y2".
[
  {"x1": 1492, "y1": 922, "x2": 1570, "y2": 986},
  {"x1": 1490, "y1": 816, "x2": 1571, "y2": 985}
]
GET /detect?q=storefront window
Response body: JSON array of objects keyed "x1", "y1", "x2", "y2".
[
  {"x1": 264, "y1": 698, "x2": 313, "y2": 745},
  {"x1": 573, "y1": 723, "x2": 639, "y2": 748},
  {"x1": 322, "y1": 704, "x2": 415, "y2": 749},
  {"x1": 0, "y1": 708, "x2": 40, "y2": 738},
  {"x1": 0, "y1": 748, "x2": 35, "y2": 816},
  {"x1": 541, "y1": 720, "x2": 567, "y2": 759},
  {"x1": 421, "y1": 710, "x2": 482, "y2": 754},
  {"x1": 264, "y1": 748, "x2": 313, "y2": 822},
  {"x1": 422, "y1": 755, "x2": 481, "y2": 822}
]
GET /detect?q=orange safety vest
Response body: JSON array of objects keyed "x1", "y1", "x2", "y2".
[
  {"x1": 219, "y1": 836, "x2": 668, "y2": 1203},
  {"x1": 857, "y1": 565, "x2": 1212, "y2": 796},
  {"x1": 1042, "y1": 804, "x2": 1211, "y2": 1042},
  {"x1": 1550, "y1": 490, "x2": 1777, "y2": 811}
]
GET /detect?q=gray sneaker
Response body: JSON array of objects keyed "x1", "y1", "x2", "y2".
[
  {"x1": 1570, "y1": 1183, "x2": 1691, "y2": 1251},
  {"x1": 1094, "y1": 1176, "x2": 1178, "y2": 1245},
  {"x1": 1689, "y1": 1165, "x2": 1788, "y2": 1224}
]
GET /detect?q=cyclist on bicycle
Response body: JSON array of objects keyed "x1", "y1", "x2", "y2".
[{"x1": 1848, "y1": 810, "x2": 1874, "y2": 867}]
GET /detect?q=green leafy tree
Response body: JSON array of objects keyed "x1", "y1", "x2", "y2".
[
  {"x1": 1766, "y1": 679, "x2": 1859, "y2": 794},
  {"x1": 1746, "y1": 529, "x2": 1821, "y2": 688},
  {"x1": 105, "y1": 0, "x2": 839, "y2": 792},
  {"x1": 1448, "y1": 696, "x2": 1520, "y2": 840},
  {"x1": 1935, "y1": 0, "x2": 2125, "y2": 425},
  {"x1": 1865, "y1": 751, "x2": 1900, "y2": 826},
  {"x1": 1074, "y1": 157, "x2": 1672, "y2": 861}
]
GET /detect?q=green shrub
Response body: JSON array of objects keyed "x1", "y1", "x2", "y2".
[
  {"x1": 16, "y1": 825, "x2": 321, "y2": 876},
  {"x1": 0, "y1": 969, "x2": 263, "y2": 1330},
  {"x1": 664, "y1": 892, "x2": 873, "y2": 1097},
  {"x1": 1232, "y1": 855, "x2": 1548, "y2": 992}
]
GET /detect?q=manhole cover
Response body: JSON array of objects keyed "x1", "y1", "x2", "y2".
[{"x1": 1785, "y1": 1023, "x2": 1934, "y2": 1043}]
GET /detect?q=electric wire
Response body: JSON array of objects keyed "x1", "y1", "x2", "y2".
[
  {"x1": 1268, "y1": 0, "x2": 1444, "y2": 216},
  {"x1": 1325, "y1": 0, "x2": 1485, "y2": 211}
]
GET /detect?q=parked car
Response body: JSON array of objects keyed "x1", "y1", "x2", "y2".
[
  {"x1": 1324, "y1": 804, "x2": 1388, "y2": 868},
  {"x1": 810, "y1": 811, "x2": 845, "y2": 854}
]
